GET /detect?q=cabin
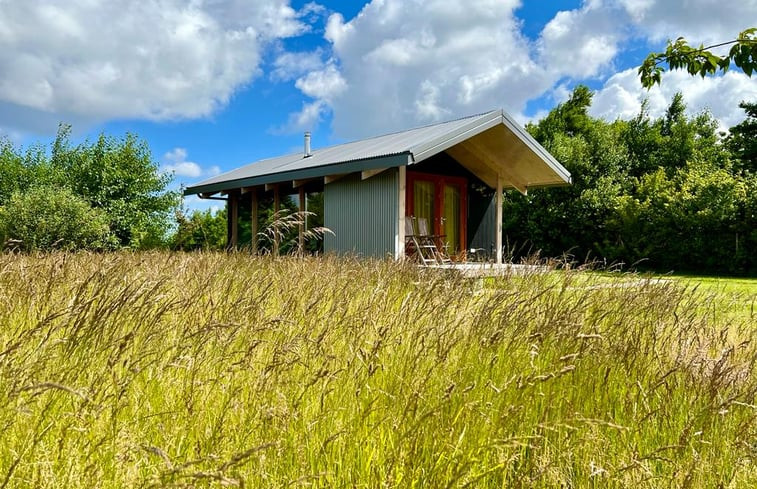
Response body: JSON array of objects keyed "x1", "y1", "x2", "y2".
[{"x1": 184, "y1": 109, "x2": 571, "y2": 263}]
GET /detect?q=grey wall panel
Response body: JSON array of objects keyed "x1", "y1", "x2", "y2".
[
  {"x1": 324, "y1": 169, "x2": 398, "y2": 258},
  {"x1": 468, "y1": 192, "x2": 496, "y2": 257}
]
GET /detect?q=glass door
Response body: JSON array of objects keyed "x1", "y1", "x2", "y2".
[
  {"x1": 407, "y1": 172, "x2": 467, "y2": 258},
  {"x1": 412, "y1": 180, "x2": 435, "y2": 236},
  {"x1": 442, "y1": 183, "x2": 461, "y2": 253}
]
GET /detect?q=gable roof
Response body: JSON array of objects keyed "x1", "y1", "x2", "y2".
[{"x1": 185, "y1": 109, "x2": 571, "y2": 196}]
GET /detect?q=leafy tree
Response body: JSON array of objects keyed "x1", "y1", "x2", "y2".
[
  {"x1": 49, "y1": 125, "x2": 179, "y2": 248},
  {"x1": 527, "y1": 85, "x2": 594, "y2": 142},
  {"x1": 505, "y1": 86, "x2": 756, "y2": 274},
  {"x1": 0, "y1": 125, "x2": 179, "y2": 250},
  {"x1": 0, "y1": 186, "x2": 114, "y2": 251},
  {"x1": 725, "y1": 101, "x2": 757, "y2": 173},
  {"x1": 0, "y1": 139, "x2": 27, "y2": 205},
  {"x1": 172, "y1": 208, "x2": 227, "y2": 251},
  {"x1": 639, "y1": 28, "x2": 757, "y2": 88},
  {"x1": 661, "y1": 92, "x2": 686, "y2": 136},
  {"x1": 508, "y1": 92, "x2": 629, "y2": 261}
]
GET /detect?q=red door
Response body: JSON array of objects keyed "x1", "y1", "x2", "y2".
[{"x1": 406, "y1": 172, "x2": 467, "y2": 257}]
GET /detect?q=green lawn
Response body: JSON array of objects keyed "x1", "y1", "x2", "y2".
[{"x1": 667, "y1": 275, "x2": 756, "y2": 324}]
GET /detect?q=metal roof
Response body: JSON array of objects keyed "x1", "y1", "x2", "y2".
[{"x1": 185, "y1": 109, "x2": 571, "y2": 196}]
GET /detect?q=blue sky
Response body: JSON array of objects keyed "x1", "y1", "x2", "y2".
[{"x1": 1, "y1": 0, "x2": 755, "y2": 212}]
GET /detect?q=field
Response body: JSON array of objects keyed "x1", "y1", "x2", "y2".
[{"x1": 0, "y1": 253, "x2": 755, "y2": 488}]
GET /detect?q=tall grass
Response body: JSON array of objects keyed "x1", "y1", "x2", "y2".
[{"x1": 0, "y1": 253, "x2": 754, "y2": 488}]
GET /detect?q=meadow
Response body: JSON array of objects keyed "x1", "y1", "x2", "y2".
[{"x1": 0, "y1": 252, "x2": 755, "y2": 488}]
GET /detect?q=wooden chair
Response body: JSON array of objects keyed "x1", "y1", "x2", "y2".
[
  {"x1": 405, "y1": 216, "x2": 439, "y2": 265},
  {"x1": 417, "y1": 217, "x2": 451, "y2": 264}
]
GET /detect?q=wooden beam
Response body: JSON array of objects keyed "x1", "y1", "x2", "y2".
[
  {"x1": 496, "y1": 176, "x2": 503, "y2": 265},
  {"x1": 324, "y1": 174, "x2": 346, "y2": 185},
  {"x1": 265, "y1": 183, "x2": 278, "y2": 192},
  {"x1": 292, "y1": 178, "x2": 313, "y2": 188},
  {"x1": 361, "y1": 168, "x2": 388, "y2": 180},
  {"x1": 298, "y1": 187, "x2": 305, "y2": 254},
  {"x1": 273, "y1": 185, "x2": 280, "y2": 256},
  {"x1": 396, "y1": 166, "x2": 406, "y2": 260},
  {"x1": 251, "y1": 189, "x2": 259, "y2": 254},
  {"x1": 228, "y1": 192, "x2": 239, "y2": 250}
]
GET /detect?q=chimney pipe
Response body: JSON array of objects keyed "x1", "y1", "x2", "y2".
[{"x1": 304, "y1": 131, "x2": 312, "y2": 158}]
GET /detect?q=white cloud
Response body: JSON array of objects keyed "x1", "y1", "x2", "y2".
[
  {"x1": 294, "y1": 63, "x2": 347, "y2": 101},
  {"x1": 270, "y1": 50, "x2": 326, "y2": 82},
  {"x1": 275, "y1": 60, "x2": 346, "y2": 133},
  {"x1": 284, "y1": 0, "x2": 755, "y2": 140},
  {"x1": 2, "y1": 0, "x2": 752, "y2": 143},
  {"x1": 591, "y1": 69, "x2": 757, "y2": 131},
  {"x1": 615, "y1": 0, "x2": 757, "y2": 46},
  {"x1": 0, "y1": 0, "x2": 308, "y2": 134},
  {"x1": 306, "y1": 0, "x2": 549, "y2": 139},
  {"x1": 274, "y1": 100, "x2": 328, "y2": 134},
  {"x1": 537, "y1": 3, "x2": 626, "y2": 79},
  {"x1": 162, "y1": 147, "x2": 220, "y2": 178}
]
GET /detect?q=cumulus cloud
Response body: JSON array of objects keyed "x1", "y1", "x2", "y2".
[
  {"x1": 162, "y1": 147, "x2": 220, "y2": 179},
  {"x1": 2, "y1": 0, "x2": 753, "y2": 143},
  {"x1": 270, "y1": 50, "x2": 327, "y2": 82},
  {"x1": 304, "y1": 0, "x2": 551, "y2": 139},
  {"x1": 0, "y1": 0, "x2": 308, "y2": 134},
  {"x1": 537, "y1": 2, "x2": 627, "y2": 79},
  {"x1": 615, "y1": 0, "x2": 757, "y2": 45},
  {"x1": 282, "y1": 0, "x2": 755, "y2": 139},
  {"x1": 272, "y1": 60, "x2": 346, "y2": 133},
  {"x1": 591, "y1": 69, "x2": 757, "y2": 131}
]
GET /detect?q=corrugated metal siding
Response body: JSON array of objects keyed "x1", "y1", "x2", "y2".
[
  {"x1": 468, "y1": 192, "x2": 496, "y2": 256},
  {"x1": 324, "y1": 169, "x2": 398, "y2": 258}
]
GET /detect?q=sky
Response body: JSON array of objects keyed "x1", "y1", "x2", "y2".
[{"x1": 1, "y1": 0, "x2": 756, "y2": 212}]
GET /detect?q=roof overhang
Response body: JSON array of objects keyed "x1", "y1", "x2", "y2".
[
  {"x1": 445, "y1": 123, "x2": 571, "y2": 193},
  {"x1": 411, "y1": 110, "x2": 571, "y2": 193},
  {"x1": 185, "y1": 153, "x2": 412, "y2": 196}
]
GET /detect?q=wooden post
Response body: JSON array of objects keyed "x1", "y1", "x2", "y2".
[
  {"x1": 251, "y1": 189, "x2": 259, "y2": 254},
  {"x1": 298, "y1": 186, "x2": 305, "y2": 254},
  {"x1": 273, "y1": 185, "x2": 280, "y2": 256},
  {"x1": 228, "y1": 191, "x2": 239, "y2": 250},
  {"x1": 396, "y1": 166, "x2": 406, "y2": 260},
  {"x1": 496, "y1": 176, "x2": 503, "y2": 265}
]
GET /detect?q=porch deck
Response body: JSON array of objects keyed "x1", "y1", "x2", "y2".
[{"x1": 427, "y1": 262, "x2": 550, "y2": 278}]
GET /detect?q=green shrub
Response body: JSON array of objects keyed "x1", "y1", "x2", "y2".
[{"x1": 0, "y1": 186, "x2": 114, "y2": 251}]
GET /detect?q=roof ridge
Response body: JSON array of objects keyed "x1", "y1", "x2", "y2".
[
  {"x1": 304, "y1": 108, "x2": 501, "y2": 153},
  {"x1": 353, "y1": 108, "x2": 499, "y2": 141}
]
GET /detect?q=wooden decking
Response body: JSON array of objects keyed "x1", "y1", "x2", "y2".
[{"x1": 427, "y1": 262, "x2": 549, "y2": 278}]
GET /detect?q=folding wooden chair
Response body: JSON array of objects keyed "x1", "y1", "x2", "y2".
[
  {"x1": 405, "y1": 216, "x2": 438, "y2": 266},
  {"x1": 417, "y1": 217, "x2": 451, "y2": 264}
]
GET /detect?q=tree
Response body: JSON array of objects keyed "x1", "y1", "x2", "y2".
[
  {"x1": 172, "y1": 208, "x2": 227, "y2": 251},
  {"x1": 505, "y1": 87, "x2": 756, "y2": 274},
  {"x1": 726, "y1": 101, "x2": 757, "y2": 173},
  {"x1": 49, "y1": 125, "x2": 179, "y2": 248},
  {"x1": 639, "y1": 28, "x2": 757, "y2": 88},
  {"x1": 0, "y1": 186, "x2": 113, "y2": 251},
  {"x1": 527, "y1": 85, "x2": 594, "y2": 142},
  {"x1": 0, "y1": 125, "x2": 179, "y2": 250}
]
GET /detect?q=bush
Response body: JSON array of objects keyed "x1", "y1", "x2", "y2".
[
  {"x1": 171, "y1": 208, "x2": 227, "y2": 250},
  {"x1": 0, "y1": 186, "x2": 114, "y2": 251}
]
